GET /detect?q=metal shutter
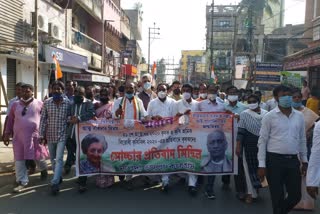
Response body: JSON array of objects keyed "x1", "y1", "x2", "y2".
[{"x1": 6, "y1": 58, "x2": 16, "y2": 100}]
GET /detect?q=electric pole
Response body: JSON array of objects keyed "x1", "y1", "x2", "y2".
[
  {"x1": 34, "y1": 0, "x2": 38, "y2": 98},
  {"x1": 247, "y1": 3, "x2": 254, "y2": 89},
  {"x1": 209, "y1": 0, "x2": 214, "y2": 82},
  {"x1": 101, "y1": 0, "x2": 105, "y2": 74},
  {"x1": 147, "y1": 23, "x2": 160, "y2": 73}
]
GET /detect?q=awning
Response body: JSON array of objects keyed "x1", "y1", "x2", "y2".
[
  {"x1": 284, "y1": 53, "x2": 320, "y2": 70},
  {"x1": 72, "y1": 69, "x2": 110, "y2": 83}
]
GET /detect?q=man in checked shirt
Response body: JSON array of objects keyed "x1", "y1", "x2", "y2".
[{"x1": 40, "y1": 81, "x2": 71, "y2": 195}]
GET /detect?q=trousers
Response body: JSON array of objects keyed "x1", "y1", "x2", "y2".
[{"x1": 266, "y1": 152, "x2": 302, "y2": 214}]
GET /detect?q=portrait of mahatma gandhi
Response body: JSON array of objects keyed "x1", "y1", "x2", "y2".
[{"x1": 201, "y1": 130, "x2": 232, "y2": 173}]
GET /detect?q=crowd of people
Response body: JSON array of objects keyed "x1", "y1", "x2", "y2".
[{"x1": 1, "y1": 73, "x2": 320, "y2": 214}]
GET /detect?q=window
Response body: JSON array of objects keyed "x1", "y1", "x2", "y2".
[
  {"x1": 219, "y1": 20, "x2": 231, "y2": 28},
  {"x1": 80, "y1": 24, "x2": 86, "y2": 34}
]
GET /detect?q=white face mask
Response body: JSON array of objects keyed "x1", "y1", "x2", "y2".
[
  {"x1": 228, "y1": 95, "x2": 238, "y2": 102},
  {"x1": 192, "y1": 94, "x2": 199, "y2": 99},
  {"x1": 143, "y1": 82, "x2": 151, "y2": 90},
  {"x1": 158, "y1": 91, "x2": 167, "y2": 99},
  {"x1": 21, "y1": 97, "x2": 33, "y2": 103},
  {"x1": 207, "y1": 94, "x2": 217, "y2": 101},
  {"x1": 182, "y1": 92, "x2": 191, "y2": 100},
  {"x1": 199, "y1": 93, "x2": 207, "y2": 99},
  {"x1": 248, "y1": 103, "x2": 259, "y2": 110}
]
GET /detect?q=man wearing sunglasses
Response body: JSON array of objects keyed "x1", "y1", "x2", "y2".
[{"x1": 3, "y1": 83, "x2": 48, "y2": 193}]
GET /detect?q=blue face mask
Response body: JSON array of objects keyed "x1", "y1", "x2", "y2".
[
  {"x1": 52, "y1": 93, "x2": 63, "y2": 101},
  {"x1": 125, "y1": 93, "x2": 134, "y2": 99},
  {"x1": 292, "y1": 101, "x2": 303, "y2": 108},
  {"x1": 278, "y1": 96, "x2": 292, "y2": 108}
]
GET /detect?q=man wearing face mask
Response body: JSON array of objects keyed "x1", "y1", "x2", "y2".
[
  {"x1": 193, "y1": 86, "x2": 200, "y2": 99},
  {"x1": 138, "y1": 74, "x2": 157, "y2": 111},
  {"x1": 198, "y1": 84, "x2": 227, "y2": 199},
  {"x1": 223, "y1": 86, "x2": 247, "y2": 200},
  {"x1": 4, "y1": 83, "x2": 48, "y2": 193},
  {"x1": 112, "y1": 82, "x2": 148, "y2": 189},
  {"x1": 147, "y1": 83, "x2": 176, "y2": 192},
  {"x1": 173, "y1": 83, "x2": 200, "y2": 196},
  {"x1": 39, "y1": 81, "x2": 71, "y2": 195},
  {"x1": 258, "y1": 85, "x2": 308, "y2": 214},
  {"x1": 170, "y1": 80, "x2": 182, "y2": 101},
  {"x1": 291, "y1": 89, "x2": 319, "y2": 211},
  {"x1": 113, "y1": 82, "x2": 147, "y2": 120},
  {"x1": 196, "y1": 83, "x2": 208, "y2": 102},
  {"x1": 65, "y1": 86, "x2": 95, "y2": 193}
]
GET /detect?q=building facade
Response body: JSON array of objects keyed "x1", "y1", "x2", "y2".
[
  {"x1": 180, "y1": 50, "x2": 206, "y2": 85},
  {"x1": 284, "y1": 0, "x2": 320, "y2": 89}
]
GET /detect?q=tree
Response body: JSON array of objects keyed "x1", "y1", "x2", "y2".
[
  {"x1": 134, "y1": 2, "x2": 143, "y2": 11},
  {"x1": 140, "y1": 57, "x2": 146, "y2": 64},
  {"x1": 241, "y1": 0, "x2": 280, "y2": 16}
]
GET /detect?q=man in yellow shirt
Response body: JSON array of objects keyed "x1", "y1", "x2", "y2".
[{"x1": 306, "y1": 89, "x2": 320, "y2": 115}]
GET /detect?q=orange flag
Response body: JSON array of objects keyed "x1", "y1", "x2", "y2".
[{"x1": 53, "y1": 55, "x2": 63, "y2": 80}]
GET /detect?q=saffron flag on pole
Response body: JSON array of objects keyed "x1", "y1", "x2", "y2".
[
  {"x1": 210, "y1": 64, "x2": 217, "y2": 84},
  {"x1": 151, "y1": 61, "x2": 157, "y2": 85},
  {"x1": 53, "y1": 55, "x2": 63, "y2": 80}
]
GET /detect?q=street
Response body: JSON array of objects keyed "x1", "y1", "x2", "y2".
[{"x1": 0, "y1": 168, "x2": 318, "y2": 214}]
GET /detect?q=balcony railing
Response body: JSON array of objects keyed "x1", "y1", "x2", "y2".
[{"x1": 72, "y1": 28, "x2": 101, "y2": 55}]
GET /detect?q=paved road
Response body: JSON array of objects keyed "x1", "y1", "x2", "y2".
[{"x1": 0, "y1": 171, "x2": 318, "y2": 214}]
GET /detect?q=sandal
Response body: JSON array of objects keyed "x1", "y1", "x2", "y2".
[{"x1": 245, "y1": 194, "x2": 253, "y2": 204}]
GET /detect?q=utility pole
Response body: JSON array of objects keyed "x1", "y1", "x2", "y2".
[
  {"x1": 34, "y1": 0, "x2": 38, "y2": 98},
  {"x1": 232, "y1": 6, "x2": 240, "y2": 86},
  {"x1": 209, "y1": 0, "x2": 214, "y2": 82},
  {"x1": 147, "y1": 23, "x2": 160, "y2": 73},
  {"x1": 247, "y1": 3, "x2": 254, "y2": 89},
  {"x1": 101, "y1": 0, "x2": 105, "y2": 74}
]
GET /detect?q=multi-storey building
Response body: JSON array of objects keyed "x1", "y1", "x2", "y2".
[
  {"x1": 180, "y1": 50, "x2": 206, "y2": 85},
  {"x1": 284, "y1": 0, "x2": 320, "y2": 89},
  {"x1": 0, "y1": 0, "x2": 140, "y2": 131},
  {"x1": 123, "y1": 8, "x2": 142, "y2": 80}
]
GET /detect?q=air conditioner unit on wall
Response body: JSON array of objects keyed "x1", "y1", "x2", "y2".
[
  {"x1": 48, "y1": 23, "x2": 61, "y2": 41},
  {"x1": 31, "y1": 12, "x2": 48, "y2": 33}
]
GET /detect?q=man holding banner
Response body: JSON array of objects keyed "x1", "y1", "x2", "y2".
[
  {"x1": 199, "y1": 84, "x2": 227, "y2": 199},
  {"x1": 173, "y1": 83, "x2": 199, "y2": 196},
  {"x1": 147, "y1": 83, "x2": 176, "y2": 192},
  {"x1": 112, "y1": 82, "x2": 148, "y2": 187},
  {"x1": 66, "y1": 86, "x2": 95, "y2": 193}
]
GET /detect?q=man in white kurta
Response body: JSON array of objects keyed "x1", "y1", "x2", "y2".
[
  {"x1": 147, "y1": 83, "x2": 176, "y2": 192},
  {"x1": 112, "y1": 82, "x2": 148, "y2": 187},
  {"x1": 173, "y1": 83, "x2": 199, "y2": 196},
  {"x1": 306, "y1": 121, "x2": 320, "y2": 199}
]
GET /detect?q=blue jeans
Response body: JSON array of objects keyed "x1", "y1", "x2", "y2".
[{"x1": 48, "y1": 141, "x2": 66, "y2": 185}]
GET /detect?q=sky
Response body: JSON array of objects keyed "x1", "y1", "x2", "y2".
[{"x1": 122, "y1": 0, "x2": 306, "y2": 65}]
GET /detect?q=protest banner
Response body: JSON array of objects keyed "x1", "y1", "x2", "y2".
[{"x1": 76, "y1": 112, "x2": 237, "y2": 176}]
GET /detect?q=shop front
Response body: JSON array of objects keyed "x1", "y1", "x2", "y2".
[
  {"x1": 121, "y1": 64, "x2": 138, "y2": 82},
  {"x1": 44, "y1": 45, "x2": 88, "y2": 82},
  {"x1": 284, "y1": 46, "x2": 320, "y2": 89},
  {"x1": 72, "y1": 70, "x2": 111, "y2": 87}
]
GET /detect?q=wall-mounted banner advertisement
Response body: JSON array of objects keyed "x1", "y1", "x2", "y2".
[{"x1": 76, "y1": 112, "x2": 237, "y2": 176}]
